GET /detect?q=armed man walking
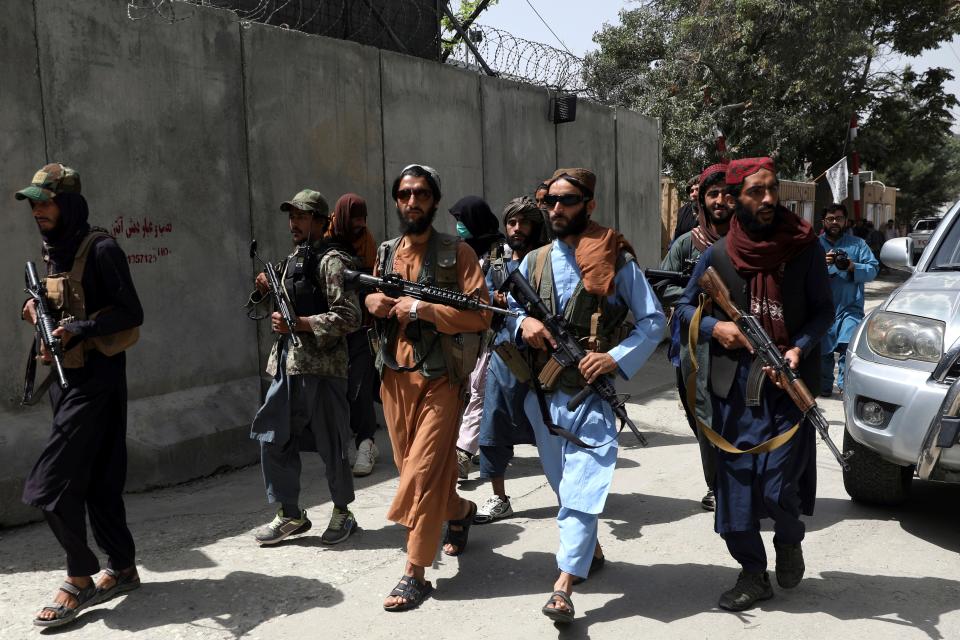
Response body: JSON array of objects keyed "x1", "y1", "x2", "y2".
[
  {"x1": 249, "y1": 189, "x2": 361, "y2": 547},
  {"x1": 365, "y1": 164, "x2": 491, "y2": 612},
  {"x1": 18, "y1": 164, "x2": 144, "y2": 629},
  {"x1": 675, "y1": 157, "x2": 833, "y2": 612},
  {"x1": 818, "y1": 203, "x2": 878, "y2": 397},
  {"x1": 508, "y1": 168, "x2": 665, "y2": 623}
]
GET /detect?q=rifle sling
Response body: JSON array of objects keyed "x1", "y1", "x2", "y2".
[{"x1": 687, "y1": 293, "x2": 800, "y2": 455}]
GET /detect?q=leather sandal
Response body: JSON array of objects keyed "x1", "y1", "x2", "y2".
[
  {"x1": 541, "y1": 590, "x2": 575, "y2": 624},
  {"x1": 383, "y1": 575, "x2": 433, "y2": 612},
  {"x1": 33, "y1": 580, "x2": 98, "y2": 628},
  {"x1": 94, "y1": 567, "x2": 141, "y2": 605},
  {"x1": 442, "y1": 501, "x2": 477, "y2": 557}
]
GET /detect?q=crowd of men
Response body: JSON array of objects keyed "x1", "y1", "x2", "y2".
[{"x1": 16, "y1": 153, "x2": 882, "y2": 627}]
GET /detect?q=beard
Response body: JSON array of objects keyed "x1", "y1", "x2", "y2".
[
  {"x1": 824, "y1": 224, "x2": 843, "y2": 239},
  {"x1": 396, "y1": 205, "x2": 437, "y2": 235},
  {"x1": 706, "y1": 204, "x2": 731, "y2": 226},
  {"x1": 552, "y1": 205, "x2": 590, "y2": 239},
  {"x1": 734, "y1": 201, "x2": 780, "y2": 237}
]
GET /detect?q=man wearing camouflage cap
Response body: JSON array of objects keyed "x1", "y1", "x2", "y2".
[
  {"x1": 18, "y1": 163, "x2": 145, "y2": 628},
  {"x1": 249, "y1": 188, "x2": 361, "y2": 547}
]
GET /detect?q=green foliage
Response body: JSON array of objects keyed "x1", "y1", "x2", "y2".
[
  {"x1": 441, "y1": 0, "x2": 500, "y2": 56},
  {"x1": 585, "y1": 0, "x2": 960, "y2": 213}
]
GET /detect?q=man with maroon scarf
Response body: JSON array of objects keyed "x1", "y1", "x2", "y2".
[{"x1": 675, "y1": 157, "x2": 833, "y2": 612}]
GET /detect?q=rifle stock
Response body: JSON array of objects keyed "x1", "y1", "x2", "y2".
[{"x1": 698, "y1": 267, "x2": 741, "y2": 321}]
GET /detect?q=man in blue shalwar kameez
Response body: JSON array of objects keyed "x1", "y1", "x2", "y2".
[
  {"x1": 676, "y1": 157, "x2": 833, "y2": 612},
  {"x1": 509, "y1": 168, "x2": 665, "y2": 623},
  {"x1": 818, "y1": 203, "x2": 878, "y2": 396}
]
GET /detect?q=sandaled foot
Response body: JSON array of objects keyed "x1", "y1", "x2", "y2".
[
  {"x1": 34, "y1": 578, "x2": 97, "y2": 628},
  {"x1": 94, "y1": 566, "x2": 141, "y2": 604},
  {"x1": 442, "y1": 501, "x2": 477, "y2": 556},
  {"x1": 541, "y1": 590, "x2": 575, "y2": 624},
  {"x1": 383, "y1": 575, "x2": 433, "y2": 612}
]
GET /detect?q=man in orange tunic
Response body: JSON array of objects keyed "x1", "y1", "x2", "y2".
[{"x1": 365, "y1": 164, "x2": 491, "y2": 611}]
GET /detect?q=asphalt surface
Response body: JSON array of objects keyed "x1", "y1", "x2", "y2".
[{"x1": 2, "y1": 270, "x2": 959, "y2": 639}]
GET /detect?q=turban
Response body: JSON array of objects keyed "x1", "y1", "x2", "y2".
[
  {"x1": 550, "y1": 167, "x2": 597, "y2": 196},
  {"x1": 725, "y1": 157, "x2": 776, "y2": 185}
]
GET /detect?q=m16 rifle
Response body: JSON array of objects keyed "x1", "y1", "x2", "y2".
[
  {"x1": 698, "y1": 266, "x2": 852, "y2": 470},
  {"x1": 23, "y1": 260, "x2": 68, "y2": 404},
  {"x1": 248, "y1": 240, "x2": 302, "y2": 348},
  {"x1": 500, "y1": 268, "x2": 647, "y2": 448}
]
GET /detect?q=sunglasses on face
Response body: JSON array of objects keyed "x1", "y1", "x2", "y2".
[
  {"x1": 396, "y1": 188, "x2": 432, "y2": 202},
  {"x1": 542, "y1": 194, "x2": 590, "y2": 207},
  {"x1": 824, "y1": 216, "x2": 846, "y2": 223}
]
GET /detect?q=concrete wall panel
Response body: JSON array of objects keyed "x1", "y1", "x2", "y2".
[
  {"x1": 556, "y1": 100, "x2": 617, "y2": 229},
  {"x1": 380, "y1": 50, "x2": 483, "y2": 238},
  {"x1": 480, "y1": 76, "x2": 556, "y2": 215},
  {"x1": 616, "y1": 109, "x2": 662, "y2": 268}
]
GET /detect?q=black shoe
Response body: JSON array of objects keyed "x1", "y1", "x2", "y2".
[
  {"x1": 701, "y1": 489, "x2": 715, "y2": 511},
  {"x1": 718, "y1": 571, "x2": 773, "y2": 611},
  {"x1": 774, "y1": 542, "x2": 805, "y2": 589}
]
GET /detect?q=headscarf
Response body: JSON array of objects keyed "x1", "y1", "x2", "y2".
[
  {"x1": 726, "y1": 205, "x2": 816, "y2": 351},
  {"x1": 326, "y1": 193, "x2": 376, "y2": 270},
  {"x1": 575, "y1": 221, "x2": 637, "y2": 296},
  {"x1": 42, "y1": 192, "x2": 91, "y2": 273},
  {"x1": 501, "y1": 196, "x2": 547, "y2": 247},
  {"x1": 449, "y1": 196, "x2": 503, "y2": 258}
]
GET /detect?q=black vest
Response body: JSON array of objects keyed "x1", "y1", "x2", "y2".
[
  {"x1": 708, "y1": 236, "x2": 821, "y2": 396},
  {"x1": 283, "y1": 244, "x2": 334, "y2": 317}
]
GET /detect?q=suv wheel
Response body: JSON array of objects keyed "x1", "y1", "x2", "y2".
[{"x1": 842, "y1": 428, "x2": 913, "y2": 505}]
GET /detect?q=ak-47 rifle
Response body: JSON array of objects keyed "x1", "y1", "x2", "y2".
[
  {"x1": 23, "y1": 260, "x2": 68, "y2": 404},
  {"x1": 645, "y1": 257, "x2": 698, "y2": 287},
  {"x1": 699, "y1": 266, "x2": 852, "y2": 470},
  {"x1": 500, "y1": 268, "x2": 647, "y2": 447},
  {"x1": 248, "y1": 240, "x2": 302, "y2": 348},
  {"x1": 343, "y1": 269, "x2": 518, "y2": 318}
]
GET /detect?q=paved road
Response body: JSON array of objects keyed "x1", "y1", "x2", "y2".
[{"x1": 2, "y1": 271, "x2": 959, "y2": 639}]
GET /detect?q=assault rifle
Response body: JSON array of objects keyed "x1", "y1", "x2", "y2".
[
  {"x1": 23, "y1": 260, "x2": 68, "y2": 402},
  {"x1": 699, "y1": 266, "x2": 852, "y2": 470},
  {"x1": 343, "y1": 269, "x2": 518, "y2": 317},
  {"x1": 644, "y1": 257, "x2": 698, "y2": 287},
  {"x1": 249, "y1": 240, "x2": 302, "y2": 348},
  {"x1": 500, "y1": 268, "x2": 648, "y2": 447}
]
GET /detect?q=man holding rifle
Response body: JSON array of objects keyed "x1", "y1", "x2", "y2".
[
  {"x1": 508, "y1": 168, "x2": 665, "y2": 623},
  {"x1": 675, "y1": 157, "x2": 833, "y2": 612},
  {"x1": 18, "y1": 163, "x2": 144, "y2": 628}
]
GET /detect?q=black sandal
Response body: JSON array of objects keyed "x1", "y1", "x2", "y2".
[
  {"x1": 94, "y1": 567, "x2": 141, "y2": 605},
  {"x1": 442, "y1": 501, "x2": 477, "y2": 557},
  {"x1": 541, "y1": 590, "x2": 575, "y2": 624},
  {"x1": 383, "y1": 575, "x2": 433, "y2": 612},
  {"x1": 33, "y1": 581, "x2": 98, "y2": 628}
]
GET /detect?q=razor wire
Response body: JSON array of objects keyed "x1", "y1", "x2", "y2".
[{"x1": 126, "y1": 1, "x2": 596, "y2": 98}]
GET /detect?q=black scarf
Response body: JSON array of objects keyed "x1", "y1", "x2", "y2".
[
  {"x1": 42, "y1": 192, "x2": 91, "y2": 273},
  {"x1": 450, "y1": 195, "x2": 504, "y2": 258}
]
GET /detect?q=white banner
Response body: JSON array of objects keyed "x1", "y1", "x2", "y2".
[{"x1": 825, "y1": 157, "x2": 848, "y2": 204}]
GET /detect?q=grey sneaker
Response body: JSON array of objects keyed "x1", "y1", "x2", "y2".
[
  {"x1": 353, "y1": 439, "x2": 378, "y2": 477},
  {"x1": 456, "y1": 448, "x2": 473, "y2": 480},
  {"x1": 254, "y1": 508, "x2": 311, "y2": 545},
  {"x1": 321, "y1": 507, "x2": 358, "y2": 545},
  {"x1": 474, "y1": 495, "x2": 513, "y2": 524}
]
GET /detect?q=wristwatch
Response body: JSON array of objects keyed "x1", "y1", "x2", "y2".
[{"x1": 409, "y1": 299, "x2": 419, "y2": 321}]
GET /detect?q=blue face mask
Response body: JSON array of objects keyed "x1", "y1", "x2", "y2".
[{"x1": 456, "y1": 220, "x2": 473, "y2": 239}]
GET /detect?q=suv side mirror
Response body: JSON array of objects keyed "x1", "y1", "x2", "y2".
[{"x1": 880, "y1": 237, "x2": 914, "y2": 273}]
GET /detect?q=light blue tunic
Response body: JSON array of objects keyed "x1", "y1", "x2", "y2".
[{"x1": 818, "y1": 233, "x2": 879, "y2": 352}]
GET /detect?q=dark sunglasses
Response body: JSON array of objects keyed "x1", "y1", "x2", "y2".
[
  {"x1": 396, "y1": 188, "x2": 433, "y2": 201},
  {"x1": 542, "y1": 194, "x2": 591, "y2": 207}
]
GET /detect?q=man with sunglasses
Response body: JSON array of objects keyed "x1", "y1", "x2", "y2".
[
  {"x1": 655, "y1": 163, "x2": 732, "y2": 512},
  {"x1": 818, "y1": 203, "x2": 878, "y2": 398},
  {"x1": 509, "y1": 168, "x2": 665, "y2": 623},
  {"x1": 675, "y1": 157, "x2": 833, "y2": 612},
  {"x1": 365, "y1": 164, "x2": 490, "y2": 612}
]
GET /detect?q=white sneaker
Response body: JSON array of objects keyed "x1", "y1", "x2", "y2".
[
  {"x1": 352, "y1": 439, "x2": 378, "y2": 477},
  {"x1": 473, "y1": 495, "x2": 513, "y2": 524}
]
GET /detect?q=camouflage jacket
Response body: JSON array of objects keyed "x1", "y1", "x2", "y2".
[{"x1": 265, "y1": 246, "x2": 360, "y2": 379}]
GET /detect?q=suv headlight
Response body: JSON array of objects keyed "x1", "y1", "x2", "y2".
[{"x1": 866, "y1": 311, "x2": 944, "y2": 363}]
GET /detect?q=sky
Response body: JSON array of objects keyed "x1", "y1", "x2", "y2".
[{"x1": 467, "y1": 0, "x2": 960, "y2": 127}]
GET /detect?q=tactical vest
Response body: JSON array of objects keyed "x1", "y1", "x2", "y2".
[
  {"x1": 282, "y1": 244, "x2": 335, "y2": 318},
  {"x1": 43, "y1": 228, "x2": 139, "y2": 368},
  {"x1": 374, "y1": 231, "x2": 481, "y2": 384},
  {"x1": 707, "y1": 236, "x2": 821, "y2": 396},
  {"x1": 527, "y1": 244, "x2": 634, "y2": 394}
]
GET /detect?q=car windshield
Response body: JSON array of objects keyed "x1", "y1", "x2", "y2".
[
  {"x1": 915, "y1": 220, "x2": 938, "y2": 232},
  {"x1": 927, "y1": 208, "x2": 960, "y2": 270}
]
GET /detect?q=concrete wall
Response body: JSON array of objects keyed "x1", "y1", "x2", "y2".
[{"x1": 0, "y1": 1, "x2": 661, "y2": 526}]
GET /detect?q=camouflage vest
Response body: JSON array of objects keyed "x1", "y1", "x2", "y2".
[
  {"x1": 374, "y1": 231, "x2": 480, "y2": 384},
  {"x1": 527, "y1": 244, "x2": 633, "y2": 393}
]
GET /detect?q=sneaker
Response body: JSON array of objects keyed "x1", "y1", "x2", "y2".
[
  {"x1": 321, "y1": 507, "x2": 358, "y2": 545},
  {"x1": 700, "y1": 489, "x2": 716, "y2": 511},
  {"x1": 456, "y1": 448, "x2": 473, "y2": 480},
  {"x1": 774, "y1": 541, "x2": 805, "y2": 589},
  {"x1": 254, "y1": 508, "x2": 311, "y2": 545},
  {"x1": 718, "y1": 571, "x2": 774, "y2": 611},
  {"x1": 473, "y1": 495, "x2": 514, "y2": 524},
  {"x1": 353, "y1": 439, "x2": 378, "y2": 477}
]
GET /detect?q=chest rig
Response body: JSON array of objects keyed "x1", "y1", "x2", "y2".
[{"x1": 282, "y1": 243, "x2": 332, "y2": 318}]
